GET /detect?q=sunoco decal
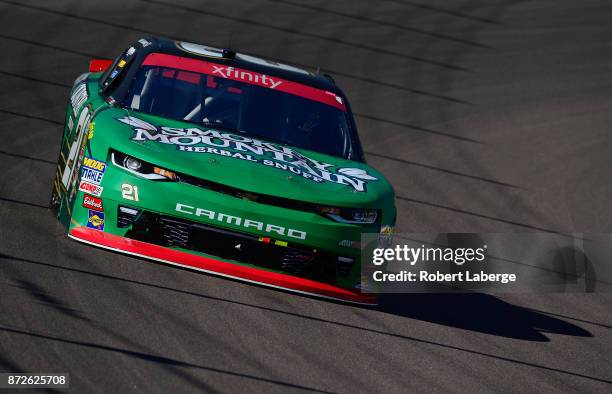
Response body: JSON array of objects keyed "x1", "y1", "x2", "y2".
[
  {"x1": 87, "y1": 210, "x2": 105, "y2": 231},
  {"x1": 117, "y1": 116, "x2": 378, "y2": 192}
]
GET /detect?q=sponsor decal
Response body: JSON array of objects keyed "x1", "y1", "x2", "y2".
[
  {"x1": 141, "y1": 53, "x2": 346, "y2": 111},
  {"x1": 211, "y1": 65, "x2": 282, "y2": 89},
  {"x1": 81, "y1": 166, "x2": 104, "y2": 184},
  {"x1": 176, "y1": 203, "x2": 307, "y2": 240},
  {"x1": 83, "y1": 194, "x2": 104, "y2": 211},
  {"x1": 79, "y1": 180, "x2": 103, "y2": 197},
  {"x1": 380, "y1": 225, "x2": 395, "y2": 235},
  {"x1": 88, "y1": 122, "x2": 95, "y2": 140},
  {"x1": 63, "y1": 105, "x2": 91, "y2": 204},
  {"x1": 378, "y1": 225, "x2": 395, "y2": 247},
  {"x1": 138, "y1": 38, "x2": 152, "y2": 47},
  {"x1": 82, "y1": 157, "x2": 106, "y2": 172},
  {"x1": 81, "y1": 156, "x2": 106, "y2": 185},
  {"x1": 87, "y1": 210, "x2": 105, "y2": 231},
  {"x1": 117, "y1": 116, "x2": 378, "y2": 192},
  {"x1": 70, "y1": 83, "x2": 88, "y2": 116}
]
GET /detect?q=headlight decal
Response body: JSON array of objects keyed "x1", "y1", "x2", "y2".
[{"x1": 111, "y1": 151, "x2": 178, "y2": 181}]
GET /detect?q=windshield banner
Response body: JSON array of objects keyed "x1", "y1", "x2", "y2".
[{"x1": 142, "y1": 53, "x2": 347, "y2": 112}]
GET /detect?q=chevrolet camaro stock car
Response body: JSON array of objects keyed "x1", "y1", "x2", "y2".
[{"x1": 51, "y1": 37, "x2": 396, "y2": 304}]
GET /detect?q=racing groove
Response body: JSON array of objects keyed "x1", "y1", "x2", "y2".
[{"x1": 1, "y1": 0, "x2": 612, "y2": 392}]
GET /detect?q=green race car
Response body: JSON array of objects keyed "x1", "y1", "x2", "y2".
[{"x1": 51, "y1": 37, "x2": 395, "y2": 304}]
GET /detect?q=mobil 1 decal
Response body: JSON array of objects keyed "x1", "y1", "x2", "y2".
[{"x1": 117, "y1": 116, "x2": 378, "y2": 192}]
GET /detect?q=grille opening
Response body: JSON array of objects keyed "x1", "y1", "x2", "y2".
[
  {"x1": 117, "y1": 205, "x2": 142, "y2": 228},
  {"x1": 120, "y1": 210, "x2": 348, "y2": 283},
  {"x1": 336, "y1": 257, "x2": 355, "y2": 277}
]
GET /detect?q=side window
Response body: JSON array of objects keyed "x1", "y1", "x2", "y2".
[
  {"x1": 99, "y1": 53, "x2": 122, "y2": 87},
  {"x1": 100, "y1": 45, "x2": 139, "y2": 97}
]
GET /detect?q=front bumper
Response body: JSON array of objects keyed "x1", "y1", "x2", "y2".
[
  {"x1": 69, "y1": 160, "x2": 377, "y2": 288},
  {"x1": 69, "y1": 226, "x2": 377, "y2": 305}
]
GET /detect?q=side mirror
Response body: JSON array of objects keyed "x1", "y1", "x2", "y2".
[{"x1": 89, "y1": 59, "x2": 113, "y2": 73}]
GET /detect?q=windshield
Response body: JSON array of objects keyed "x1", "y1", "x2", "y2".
[{"x1": 122, "y1": 54, "x2": 357, "y2": 159}]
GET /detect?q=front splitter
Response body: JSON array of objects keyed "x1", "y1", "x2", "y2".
[{"x1": 69, "y1": 226, "x2": 377, "y2": 305}]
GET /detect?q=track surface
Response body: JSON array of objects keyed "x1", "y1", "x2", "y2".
[{"x1": 1, "y1": 0, "x2": 612, "y2": 392}]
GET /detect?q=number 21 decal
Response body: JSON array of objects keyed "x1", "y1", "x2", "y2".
[{"x1": 121, "y1": 184, "x2": 139, "y2": 201}]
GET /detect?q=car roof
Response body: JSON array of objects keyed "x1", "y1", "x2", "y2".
[{"x1": 138, "y1": 36, "x2": 340, "y2": 93}]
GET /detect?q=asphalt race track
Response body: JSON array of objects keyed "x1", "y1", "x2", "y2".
[{"x1": 1, "y1": 0, "x2": 612, "y2": 392}]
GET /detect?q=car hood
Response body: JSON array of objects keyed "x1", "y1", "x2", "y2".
[{"x1": 92, "y1": 108, "x2": 394, "y2": 207}]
